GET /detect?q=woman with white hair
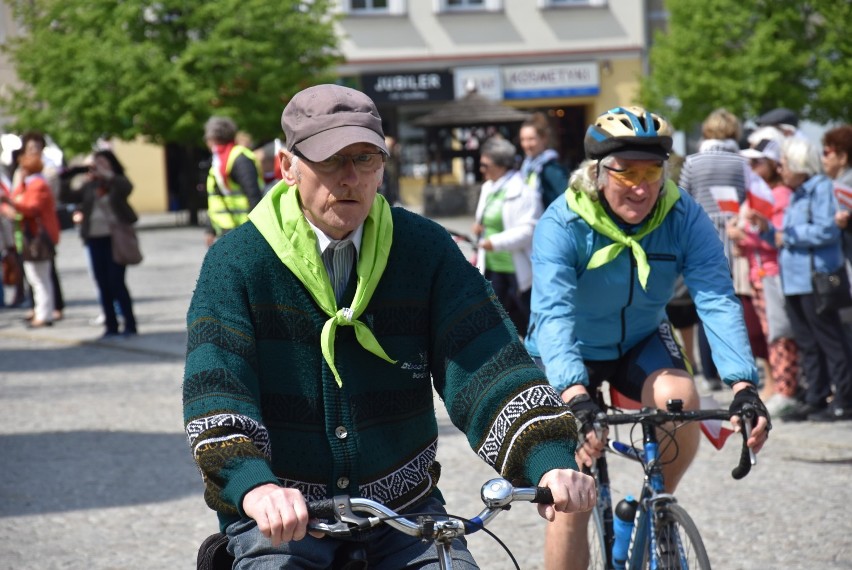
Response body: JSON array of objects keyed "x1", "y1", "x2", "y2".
[
  {"x1": 472, "y1": 136, "x2": 542, "y2": 337},
  {"x1": 764, "y1": 137, "x2": 852, "y2": 422}
]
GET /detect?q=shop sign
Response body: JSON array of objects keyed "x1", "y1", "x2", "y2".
[
  {"x1": 502, "y1": 62, "x2": 599, "y2": 100},
  {"x1": 453, "y1": 66, "x2": 503, "y2": 100},
  {"x1": 362, "y1": 71, "x2": 455, "y2": 104}
]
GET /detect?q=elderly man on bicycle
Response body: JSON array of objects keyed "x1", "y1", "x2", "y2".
[
  {"x1": 183, "y1": 84, "x2": 595, "y2": 569},
  {"x1": 524, "y1": 106, "x2": 771, "y2": 570}
]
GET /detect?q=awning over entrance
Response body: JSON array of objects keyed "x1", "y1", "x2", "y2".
[{"x1": 412, "y1": 90, "x2": 531, "y2": 186}]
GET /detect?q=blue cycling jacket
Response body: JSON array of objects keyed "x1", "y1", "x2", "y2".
[{"x1": 525, "y1": 185, "x2": 759, "y2": 393}]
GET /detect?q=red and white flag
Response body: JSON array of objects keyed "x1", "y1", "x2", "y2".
[
  {"x1": 699, "y1": 395, "x2": 735, "y2": 450},
  {"x1": 708, "y1": 185, "x2": 741, "y2": 215},
  {"x1": 746, "y1": 171, "x2": 775, "y2": 219},
  {"x1": 835, "y1": 182, "x2": 852, "y2": 211}
]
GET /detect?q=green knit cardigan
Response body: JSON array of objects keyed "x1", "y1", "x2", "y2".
[{"x1": 183, "y1": 208, "x2": 578, "y2": 531}]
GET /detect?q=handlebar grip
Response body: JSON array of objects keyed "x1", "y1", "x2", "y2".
[
  {"x1": 532, "y1": 487, "x2": 554, "y2": 504},
  {"x1": 731, "y1": 407, "x2": 755, "y2": 480},
  {"x1": 307, "y1": 499, "x2": 337, "y2": 519}
]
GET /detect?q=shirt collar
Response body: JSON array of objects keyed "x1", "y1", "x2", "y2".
[{"x1": 305, "y1": 217, "x2": 364, "y2": 258}]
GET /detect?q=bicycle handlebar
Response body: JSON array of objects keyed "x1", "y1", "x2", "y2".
[
  {"x1": 306, "y1": 478, "x2": 552, "y2": 539},
  {"x1": 600, "y1": 404, "x2": 756, "y2": 480}
]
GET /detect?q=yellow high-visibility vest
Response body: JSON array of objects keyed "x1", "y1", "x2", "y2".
[{"x1": 206, "y1": 145, "x2": 262, "y2": 235}]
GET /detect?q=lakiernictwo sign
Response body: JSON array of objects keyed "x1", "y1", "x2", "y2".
[
  {"x1": 362, "y1": 71, "x2": 454, "y2": 104},
  {"x1": 502, "y1": 62, "x2": 599, "y2": 100}
]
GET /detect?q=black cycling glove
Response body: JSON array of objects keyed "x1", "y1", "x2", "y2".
[
  {"x1": 566, "y1": 393, "x2": 603, "y2": 435},
  {"x1": 729, "y1": 384, "x2": 771, "y2": 430}
]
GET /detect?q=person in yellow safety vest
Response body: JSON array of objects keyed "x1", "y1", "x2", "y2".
[{"x1": 203, "y1": 116, "x2": 264, "y2": 247}]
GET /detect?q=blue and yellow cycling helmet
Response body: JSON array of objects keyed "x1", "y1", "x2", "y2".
[{"x1": 584, "y1": 106, "x2": 673, "y2": 161}]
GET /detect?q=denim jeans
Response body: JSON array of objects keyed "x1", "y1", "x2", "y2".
[
  {"x1": 225, "y1": 496, "x2": 478, "y2": 569},
  {"x1": 87, "y1": 236, "x2": 137, "y2": 334}
]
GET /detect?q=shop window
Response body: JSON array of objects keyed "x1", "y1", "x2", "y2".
[
  {"x1": 433, "y1": 0, "x2": 502, "y2": 13},
  {"x1": 343, "y1": 0, "x2": 406, "y2": 15}
]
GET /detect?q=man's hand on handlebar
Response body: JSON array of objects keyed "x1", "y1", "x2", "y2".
[
  {"x1": 563, "y1": 386, "x2": 607, "y2": 469},
  {"x1": 537, "y1": 468, "x2": 597, "y2": 522},
  {"x1": 729, "y1": 382, "x2": 771, "y2": 454},
  {"x1": 242, "y1": 483, "x2": 312, "y2": 546}
]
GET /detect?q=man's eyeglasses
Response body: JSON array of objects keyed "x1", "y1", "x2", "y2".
[
  {"x1": 602, "y1": 163, "x2": 664, "y2": 187},
  {"x1": 298, "y1": 151, "x2": 386, "y2": 174}
]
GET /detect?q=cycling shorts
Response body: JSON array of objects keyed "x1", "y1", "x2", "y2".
[{"x1": 585, "y1": 321, "x2": 691, "y2": 402}]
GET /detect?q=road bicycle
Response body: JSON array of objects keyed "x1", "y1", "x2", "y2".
[
  {"x1": 583, "y1": 393, "x2": 756, "y2": 570},
  {"x1": 198, "y1": 478, "x2": 554, "y2": 570}
]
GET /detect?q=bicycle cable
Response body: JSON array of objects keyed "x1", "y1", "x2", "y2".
[{"x1": 372, "y1": 511, "x2": 522, "y2": 570}]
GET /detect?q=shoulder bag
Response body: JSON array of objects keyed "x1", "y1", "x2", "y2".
[
  {"x1": 22, "y1": 218, "x2": 56, "y2": 262},
  {"x1": 807, "y1": 200, "x2": 852, "y2": 315},
  {"x1": 2, "y1": 253, "x2": 21, "y2": 285},
  {"x1": 811, "y1": 262, "x2": 852, "y2": 316},
  {"x1": 110, "y1": 222, "x2": 143, "y2": 265}
]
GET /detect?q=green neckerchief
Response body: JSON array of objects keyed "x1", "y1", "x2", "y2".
[
  {"x1": 566, "y1": 179, "x2": 681, "y2": 290},
  {"x1": 249, "y1": 181, "x2": 396, "y2": 387}
]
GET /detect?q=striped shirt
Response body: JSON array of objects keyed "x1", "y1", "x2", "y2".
[
  {"x1": 679, "y1": 143, "x2": 749, "y2": 263},
  {"x1": 306, "y1": 220, "x2": 363, "y2": 304}
]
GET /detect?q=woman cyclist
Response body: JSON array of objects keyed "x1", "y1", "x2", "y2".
[{"x1": 524, "y1": 106, "x2": 771, "y2": 569}]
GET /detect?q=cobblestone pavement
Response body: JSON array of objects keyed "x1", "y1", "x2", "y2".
[{"x1": 1, "y1": 212, "x2": 851, "y2": 569}]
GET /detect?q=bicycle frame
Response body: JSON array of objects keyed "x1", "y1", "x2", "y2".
[
  {"x1": 591, "y1": 400, "x2": 753, "y2": 569},
  {"x1": 592, "y1": 421, "x2": 675, "y2": 569},
  {"x1": 612, "y1": 419, "x2": 679, "y2": 569}
]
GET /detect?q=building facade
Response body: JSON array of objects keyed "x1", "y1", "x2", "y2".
[{"x1": 334, "y1": 0, "x2": 654, "y2": 180}]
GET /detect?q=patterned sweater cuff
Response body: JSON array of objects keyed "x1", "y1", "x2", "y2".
[
  {"x1": 522, "y1": 441, "x2": 578, "y2": 486},
  {"x1": 221, "y1": 458, "x2": 280, "y2": 517}
]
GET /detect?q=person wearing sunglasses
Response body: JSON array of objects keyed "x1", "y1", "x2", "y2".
[
  {"x1": 184, "y1": 84, "x2": 596, "y2": 569},
  {"x1": 524, "y1": 106, "x2": 770, "y2": 570}
]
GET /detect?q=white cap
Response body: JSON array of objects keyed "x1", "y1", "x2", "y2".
[{"x1": 741, "y1": 138, "x2": 782, "y2": 163}]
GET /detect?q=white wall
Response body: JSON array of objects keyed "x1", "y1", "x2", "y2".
[{"x1": 337, "y1": 0, "x2": 646, "y2": 74}]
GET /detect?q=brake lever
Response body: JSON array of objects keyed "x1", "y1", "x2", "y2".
[
  {"x1": 731, "y1": 407, "x2": 756, "y2": 480},
  {"x1": 742, "y1": 411, "x2": 757, "y2": 467},
  {"x1": 307, "y1": 496, "x2": 374, "y2": 537},
  {"x1": 592, "y1": 411, "x2": 607, "y2": 443}
]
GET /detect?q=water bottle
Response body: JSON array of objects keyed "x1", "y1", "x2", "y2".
[{"x1": 612, "y1": 495, "x2": 638, "y2": 570}]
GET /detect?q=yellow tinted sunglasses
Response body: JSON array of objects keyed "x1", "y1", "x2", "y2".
[{"x1": 603, "y1": 164, "x2": 664, "y2": 186}]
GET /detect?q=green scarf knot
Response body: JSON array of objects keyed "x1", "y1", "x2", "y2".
[
  {"x1": 566, "y1": 180, "x2": 681, "y2": 290},
  {"x1": 249, "y1": 181, "x2": 396, "y2": 387}
]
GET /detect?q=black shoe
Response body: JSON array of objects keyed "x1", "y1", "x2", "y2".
[
  {"x1": 808, "y1": 405, "x2": 852, "y2": 422},
  {"x1": 778, "y1": 401, "x2": 825, "y2": 422}
]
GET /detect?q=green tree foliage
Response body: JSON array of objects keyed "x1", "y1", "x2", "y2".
[
  {"x1": 1, "y1": 0, "x2": 341, "y2": 153},
  {"x1": 640, "y1": 0, "x2": 851, "y2": 130}
]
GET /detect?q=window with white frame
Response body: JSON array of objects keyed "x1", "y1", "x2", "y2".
[
  {"x1": 434, "y1": 0, "x2": 502, "y2": 13},
  {"x1": 351, "y1": 0, "x2": 387, "y2": 10},
  {"x1": 344, "y1": 0, "x2": 406, "y2": 14}
]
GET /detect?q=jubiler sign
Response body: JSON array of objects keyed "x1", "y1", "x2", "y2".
[
  {"x1": 362, "y1": 71, "x2": 454, "y2": 104},
  {"x1": 502, "y1": 62, "x2": 599, "y2": 100}
]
